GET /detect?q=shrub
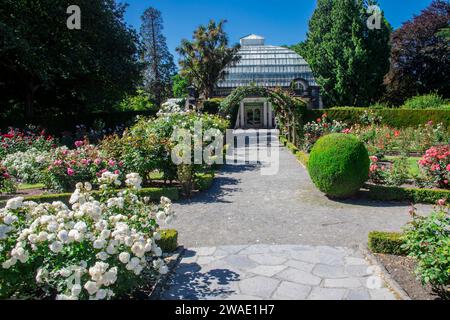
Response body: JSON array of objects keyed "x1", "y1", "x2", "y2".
[
  {"x1": 302, "y1": 114, "x2": 348, "y2": 152},
  {"x1": 402, "y1": 205, "x2": 450, "y2": 295},
  {"x1": 194, "y1": 172, "x2": 215, "y2": 191},
  {"x1": 202, "y1": 98, "x2": 223, "y2": 115},
  {"x1": 42, "y1": 141, "x2": 123, "y2": 192},
  {"x1": 0, "y1": 165, "x2": 16, "y2": 193},
  {"x1": 0, "y1": 127, "x2": 57, "y2": 160},
  {"x1": 104, "y1": 113, "x2": 229, "y2": 183},
  {"x1": 156, "y1": 229, "x2": 178, "y2": 253},
  {"x1": 368, "y1": 156, "x2": 386, "y2": 184},
  {"x1": 384, "y1": 157, "x2": 410, "y2": 187},
  {"x1": 2, "y1": 148, "x2": 50, "y2": 184},
  {"x1": 307, "y1": 134, "x2": 370, "y2": 198},
  {"x1": 403, "y1": 93, "x2": 448, "y2": 109},
  {"x1": 418, "y1": 145, "x2": 450, "y2": 189},
  {"x1": 116, "y1": 89, "x2": 156, "y2": 112},
  {"x1": 304, "y1": 108, "x2": 450, "y2": 130},
  {"x1": 365, "y1": 184, "x2": 450, "y2": 204},
  {"x1": 0, "y1": 172, "x2": 175, "y2": 300},
  {"x1": 368, "y1": 231, "x2": 407, "y2": 255}
]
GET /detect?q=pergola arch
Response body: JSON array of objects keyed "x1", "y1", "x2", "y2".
[{"x1": 219, "y1": 86, "x2": 306, "y2": 136}]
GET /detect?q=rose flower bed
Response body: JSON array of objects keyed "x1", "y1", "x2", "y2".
[
  {"x1": 418, "y1": 145, "x2": 450, "y2": 189},
  {"x1": 0, "y1": 127, "x2": 57, "y2": 160},
  {"x1": 0, "y1": 171, "x2": 175, "y2": 300},
  {"x1": 42, "y1": 140, "x2": 125, "y2": 192}
]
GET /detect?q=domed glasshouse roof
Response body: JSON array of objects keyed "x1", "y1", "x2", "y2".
[{"x1": 216, "y1": 34, "x2": 317, "y2": 94}]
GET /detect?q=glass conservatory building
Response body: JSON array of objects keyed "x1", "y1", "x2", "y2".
[{"x1": 214, "y1": 34, "x2": 321, "y2": 129}]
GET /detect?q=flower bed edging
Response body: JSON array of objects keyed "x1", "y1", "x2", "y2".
[
  {"x1": 148, "y1": 246, "x2": 185, "y2": 300},
  {"x1": 0, "y1": 186, "x2": 180, "y2": 207},
  {"x1": 365, "y1": 184, "x2": 450, "y2": 204}
]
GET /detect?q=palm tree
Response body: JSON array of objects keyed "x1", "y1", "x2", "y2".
[{"x1": 177, "y1": 20, "x2": 240, "y2": 99}]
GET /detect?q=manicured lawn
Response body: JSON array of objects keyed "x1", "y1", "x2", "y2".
[
  {"x1": 18, "y1": 183, "x2": 45, "y2": 190},
  {"x1": 385, "y1": 156, "x2": 421, "y2": 176}
]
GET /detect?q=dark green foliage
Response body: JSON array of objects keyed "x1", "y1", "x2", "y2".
[
  {"x1": 156, "y1": 229, "x2": 178, "y2": 253},
  {"x1": 0, "y1": 187, "x2": 180, "y2": 207},
  {"x1": 365, "y1": 184, "x2": 450, "y2": 204},
  {"x1": 308, "y1": 134, "x2": 370, "y2": 198},
  {"x1": 172, "y1": 74, "x2": 189, "y2": 98},
  {"x1": 140, "y1": 7, "x2": 176, "y2": 106},
  {"x1": 368, "y1": 231, "x2": 407, "y2": 255},
  {"x1": 195, "y1": 172, "x2": 215, "y2": 191},
  {"x1": 0, "y1": 0, "x2": 142, "y2": 119},
  {"x1": 304, "y1": 0, "x2": 391, "y2": 106},
  {"x1": 116, "y1": 89, "x2": 156, "y2": 112},
  {"x1": 384, "y1": 0, "x2": 450, "y2": 104},
  {"x1": 402, "y1": 209, "x2": 450, "y2": 294},
  {"x1": 403, "y1": 93, "x2": 448, "y2": 109},
  {"x1": 304, "y1": 108, "x2": 450, "y2": 129},
  {"x1": 202, "y1": 98, "x2": 223, "y2": 115}
]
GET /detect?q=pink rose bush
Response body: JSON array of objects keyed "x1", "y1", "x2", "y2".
[
  {"x1": 0, "y1": 172, "x2": 175, "y2": 300},
  {"x1": 419, "y1": 145, "x2": 450, "y2": 189},
  {"x1": 42, "y1": 141, "x2": 124, "y2": 192},
  {"x1": 368, "y1": 156, "x2": 386, "y2": 184}
]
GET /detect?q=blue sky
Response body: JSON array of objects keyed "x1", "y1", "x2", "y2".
[{"x1": 122, "y1": 0, "x2": 433, "y2": 60}]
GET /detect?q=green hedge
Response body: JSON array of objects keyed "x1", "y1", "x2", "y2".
[
  {"x1": 194, "y1": 172, "x2": 215, "y2": 191},
  {"x1": 368, "y1": 231, "x2": 407, "y2": 255},
  {"x1": 156, "y1": 229, "x2": 179, "y2": 253},
  {"x1": 0, "y1": 187, "x2": 179, "y2": 207},
  {"x1": 365, "y1": 184, "x2": 450, "y2": 204},
  {"x1": 304, "y1": 107, "x2": 450, "y2": 129}
]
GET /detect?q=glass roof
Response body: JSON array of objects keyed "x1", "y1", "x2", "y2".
[{"x1": 217, "y1": 36, "x2": 317, "y2": 89}]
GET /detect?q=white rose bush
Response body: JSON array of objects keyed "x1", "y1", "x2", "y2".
[{"x1": 0, "y1": 171, "x2": 175, "y2": 300}]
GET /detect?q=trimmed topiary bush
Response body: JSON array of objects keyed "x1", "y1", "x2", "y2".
[
  {"x1": 368, "y1": 231, "x2": 407, "y2": 255},
  {"x1": 156, "y1": 229, "x2": 179, "y2": 253},
  {"x1": 307, "y1": 133, "x2": 370, "y2": 198}
]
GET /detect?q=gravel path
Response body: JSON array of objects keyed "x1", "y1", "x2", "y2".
[{"x1": 165, "y1": 130, "x2": 432, "y2": 248}]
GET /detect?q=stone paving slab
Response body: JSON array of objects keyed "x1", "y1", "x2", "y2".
[{"x1": 159, "y1": 245, "x2": 398, "y2": 300}]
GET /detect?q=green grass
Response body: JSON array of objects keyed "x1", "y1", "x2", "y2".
[
  {"x1": 385, "y1": 156, "x2": 421, "y2": 176},
  {"x1": 148, "y1": 171, "x2": 164, "y2": 180},
  {"x1": 18, "y1": 183, "x2": 45, "y2": 190}
]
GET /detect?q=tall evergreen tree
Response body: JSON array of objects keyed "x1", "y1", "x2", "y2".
[
  {"x1": 384, "y1": 0, "x2": 450, "y2": 104},
  {"x1": 140, "y1": 7, "x2": 176, "y2": 106},
  {"x1": 304, "y1": 0, "x2": 391, "y2": 107},
  {"x1": 177, "y1": 20, "x2": 240, "y2": 99}
]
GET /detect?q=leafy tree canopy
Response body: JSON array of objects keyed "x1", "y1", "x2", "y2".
[
  {"x1": 0, "y1": 0, "x2": 143, "y2": 120},
  {"x1": 303, "y1": 0, "x2": 392, "y2": 107},
  {"x1": 384, "y1": 0, "x2": 450, "y2": 104}
]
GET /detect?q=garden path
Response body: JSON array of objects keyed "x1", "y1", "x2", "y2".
[{"x1": 159, "y1": 130, "x2": 432, "y2": 300}]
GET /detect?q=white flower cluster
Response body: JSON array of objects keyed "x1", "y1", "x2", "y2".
[
  {"x1": 125, "y1": 173, "x2": 142, "y2": 190},
  {"x1": 0, "y1": 172, "x2": 175, "y2": 300},
  {"x1": 98, "y1": 171, "x2": 121, "y2": 188},
  {"x1": 2, "y1": 148, "x2": 50, "y2": 184},
  {"x1": 157, "y1": 98, "x2": 186, "y2": 117}
]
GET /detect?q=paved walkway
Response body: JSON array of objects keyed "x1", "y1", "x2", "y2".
[
  {"x1": 161, "y1": 245, "x2": 397, "y2": 300},
  {"x1": 159, "y1": 130, "x2": 431, "y2": 300},
  {"x1": 164, "y1": 130, "x2": 431, "y2": 248}
]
